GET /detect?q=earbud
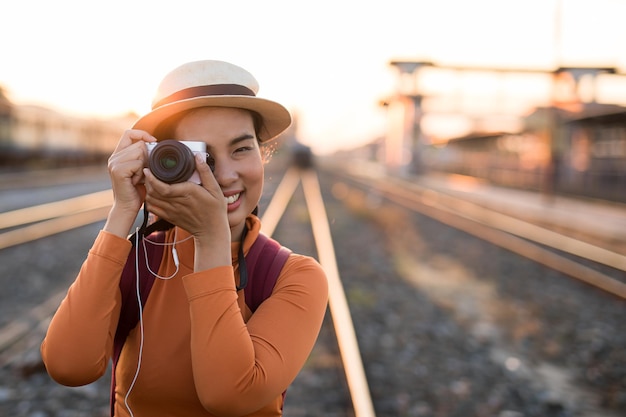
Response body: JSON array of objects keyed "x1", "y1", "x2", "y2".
[{"x1": 172, "y1": 247, "x2": 179, "y2": 268}]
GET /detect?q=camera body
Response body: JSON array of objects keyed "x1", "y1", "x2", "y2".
[{"x1": 146, "y1": 140, "x2": 210, "y2": 184}]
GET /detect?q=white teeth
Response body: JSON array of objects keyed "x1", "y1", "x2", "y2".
[{"x1": 226, "y1": 193, "x2": 240, "y2": 204}]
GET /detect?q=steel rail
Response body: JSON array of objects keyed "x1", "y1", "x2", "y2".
[
  {"x1": 0, "y1": 207, "x2": 112, "y2": 250},
  {"x1": 0, "y1": 190, "x2": 113, "y2": 250},
  {"x1": 260, "y1": 167, "x2": 301, "y2": 237},
  {"x1": 0, "y1": 191, "x2": 114, "y2": 353},
  {"x1": 300, "y1": 170, "x2": 376, "y2": 417},
  {"x1": 0, "y1": 290, "x2": 67, "y2": 353},
  {"x1": 388, "y1": 176, "x2": 626, "y2": 271},
  {"x1": 0, "y1": 189, "x2": 112, "y2": 229},
  {"x1": 336, "y1": 168, "x2": 626, "y2": 300},
  {"x1": 261, "y1": 167, "x2": 376, "y2": 417}
]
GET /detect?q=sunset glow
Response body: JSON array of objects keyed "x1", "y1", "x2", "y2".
[{"x1": 2, "y1": 0, "x2": 626, "y2": 154}]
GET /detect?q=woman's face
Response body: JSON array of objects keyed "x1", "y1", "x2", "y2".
[{"x1": 174, "y1": 107, "x2": 264, "y2": 234}]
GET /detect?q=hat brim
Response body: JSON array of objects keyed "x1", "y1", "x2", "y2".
[{"x1": 132, "y1": 96, "x2": 292, "y2": 143}]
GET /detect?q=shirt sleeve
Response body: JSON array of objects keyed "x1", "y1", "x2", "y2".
[
  {"x1": 183, "y1": 254, "x2": 328, "y2": 416},
  {"x1": 41, "y1": 230, "x2": 131, "y2": 387}
]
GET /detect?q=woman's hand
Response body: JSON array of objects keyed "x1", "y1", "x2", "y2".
[
  {"x1": 103, "y1": 129, "x2": 156, "y2": 237},
  {"x1": 143, "y1": 154, "x2": 232, "y2": 270}
]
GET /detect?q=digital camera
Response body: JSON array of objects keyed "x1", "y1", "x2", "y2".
[{"x1": 146, "y1": 140, "x2": 211, "y2": 184}]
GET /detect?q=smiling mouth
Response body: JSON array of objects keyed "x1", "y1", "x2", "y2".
[{"x1": 226, "y1": 193, "x2": 241, "y2": 204}]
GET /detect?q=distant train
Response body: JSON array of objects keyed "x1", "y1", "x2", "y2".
[{"x1": 422, "y1": 103, "x2": 626, "y2": 204}]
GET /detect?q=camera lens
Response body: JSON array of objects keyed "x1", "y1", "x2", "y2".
[{"x1": 148, "y1": 140, "x2": 196, "y2": 184}]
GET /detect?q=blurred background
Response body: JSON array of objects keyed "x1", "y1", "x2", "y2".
[{"x1": 1, "y1": 0, "x2": 626, "y2": 204}]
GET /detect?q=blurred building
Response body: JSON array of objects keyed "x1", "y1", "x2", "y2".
[
  {"x1": 381, "y1": 61, "x2": 626, "y2": 203},
  {"x1": 0, "y1": 89, "x2": 137, "y2": 168}
]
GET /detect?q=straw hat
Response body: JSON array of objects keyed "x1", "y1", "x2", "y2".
[{"x1": 132, "y1": 60, "x2": 292, "y2": 142}]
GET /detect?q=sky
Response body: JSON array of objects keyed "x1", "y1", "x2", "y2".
[{"x1": 2, "y1": 0, "x2": 626, "y2": 154}]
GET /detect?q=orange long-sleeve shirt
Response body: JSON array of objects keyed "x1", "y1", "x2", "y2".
[{"x1": 41, "y1": 216, "x2": 328, "y2": 417}]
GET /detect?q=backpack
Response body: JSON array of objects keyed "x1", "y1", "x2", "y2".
[{"x1": 110, "y1": 229, "x2": 291, "y2": 416}]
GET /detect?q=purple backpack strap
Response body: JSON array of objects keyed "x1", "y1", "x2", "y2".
[
  {"x1": 110, "y1": 231, "x2": 165, "y2": 417},
  {"x1": 244, "y1": 233, "x2": 292, "y2": 312},
  {"x1": 242, "y1": 232, "x2": 292, "y2": 408}
]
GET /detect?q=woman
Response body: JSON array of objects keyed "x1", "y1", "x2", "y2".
[{"x1": 41, "y1": 60, "x2": 329, "y2": 417}]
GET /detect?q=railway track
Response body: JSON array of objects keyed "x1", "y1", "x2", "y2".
[
  {"x1": 328, "y1": 161, "x2": 626, "y2": 299},
  {"x1": 263, "y1": 167, "x2": 375, "y2": 417},
  {"x1": 1, "y1": 160, "x2": 625, "y2": 416}
]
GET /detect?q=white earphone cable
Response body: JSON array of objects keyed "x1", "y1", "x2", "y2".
[
  {"x1": 123, "y1": 226, "x2": 189, "y2": 415},
  {"x1": 141, "y1": 227, "x2": 190, "y2": 279},
  {"x1": 124, "y1": 227, "x2": 145, "y2": 417}
]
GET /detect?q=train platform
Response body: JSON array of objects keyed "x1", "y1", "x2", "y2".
[{"x1": 415, "y1": 172, "x2": 626, "y2": 253}]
